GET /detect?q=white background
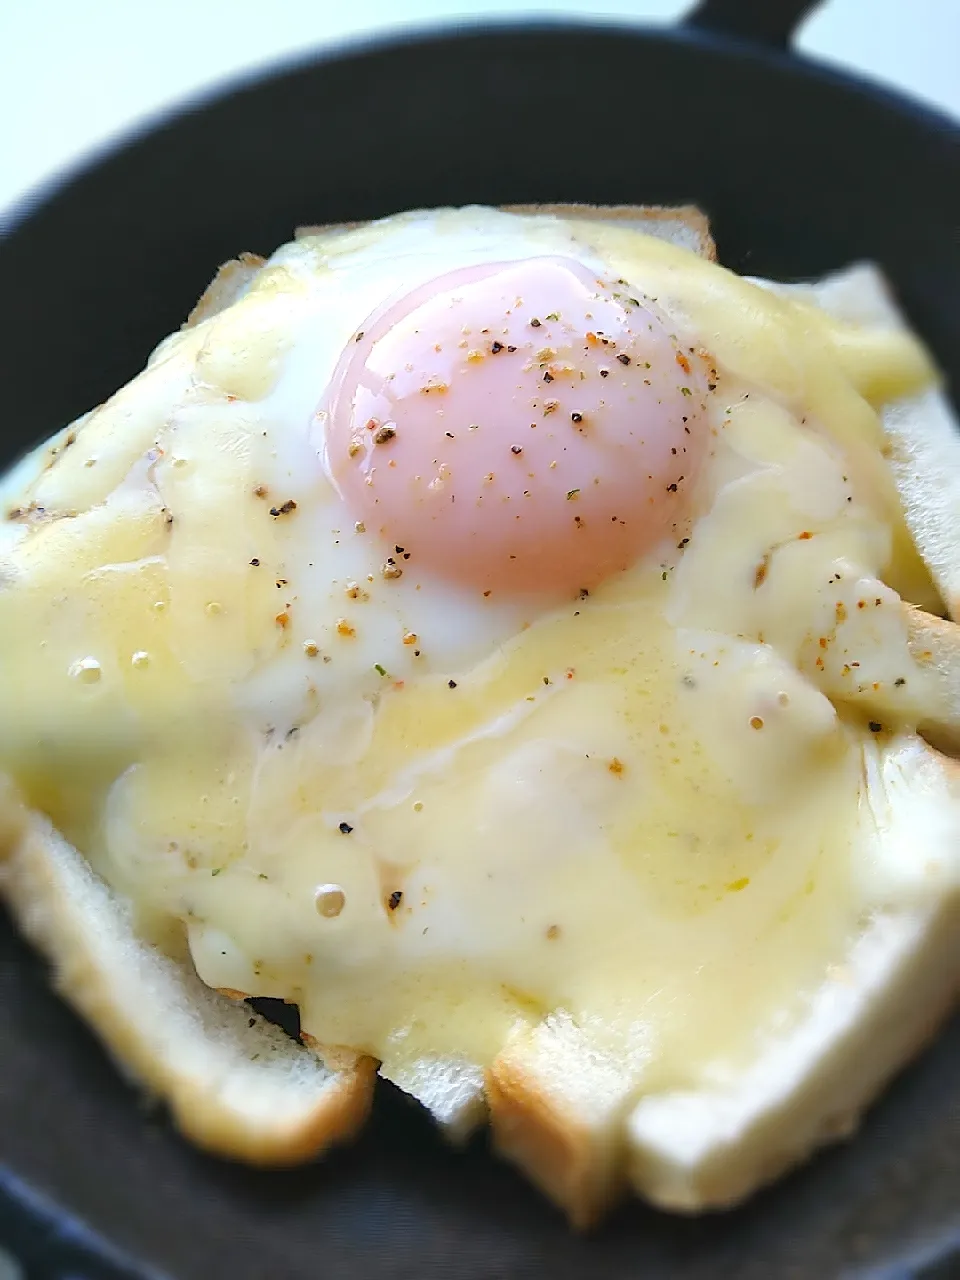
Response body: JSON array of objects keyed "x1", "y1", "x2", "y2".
[{"x1": 1, "y1": 0, "x2": 958, "y2": 216}]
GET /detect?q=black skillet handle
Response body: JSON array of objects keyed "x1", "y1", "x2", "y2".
[{"x1": 685, "y1": 0, "x2": 823, "y2": 50}]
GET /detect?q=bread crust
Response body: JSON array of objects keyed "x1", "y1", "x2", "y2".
[
  {"x1": 500, "y1": 203, "x2": 716, "y2": 260},
  {"x1": 184, "y1": 252, "x2": 265, "y2": 330},
  {"x1": 906, "y1": 607, "x2": 960, "y2": 754},
  {"x1": 485, "y1": 1052, "x2": 626, "y2": 1229}
]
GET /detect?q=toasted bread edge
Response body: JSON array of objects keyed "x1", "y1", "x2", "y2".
[{"x1": 0, "y1": 805, "x2": 375, "y2": 1167}]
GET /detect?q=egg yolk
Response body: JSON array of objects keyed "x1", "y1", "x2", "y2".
[{"x1": 323, "y1": 256, "x2": 709, "y2": 597}]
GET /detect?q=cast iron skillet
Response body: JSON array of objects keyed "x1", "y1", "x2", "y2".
[{"x1": 1, "y1": 2, "x2": 960, "y2": 1276}]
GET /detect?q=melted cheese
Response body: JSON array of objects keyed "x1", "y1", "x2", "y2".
[{"x1": 0, "y1": 209, "x2": 949, "y2": 1098}]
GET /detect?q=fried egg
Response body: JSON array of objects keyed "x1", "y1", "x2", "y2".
[{"x1": 0, "y1": 206, "x2": 953, "y2": 1112}]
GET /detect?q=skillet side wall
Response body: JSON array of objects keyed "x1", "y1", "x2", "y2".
[{"x1": 2, "y1": 27, "x2": 958, "y2": 443}]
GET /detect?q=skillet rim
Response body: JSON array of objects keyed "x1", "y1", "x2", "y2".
[{"x1": 1, "y1": 16, "x2": 958, "y2": 239}]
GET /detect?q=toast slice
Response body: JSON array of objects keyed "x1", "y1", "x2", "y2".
[
  {"x1": 627, "y1": 859, "x2": 960, "y2": 1211},
  {"x1": 380, "y1": 243, "x2": 960, "y2": 1219},
  {"x1": 2, "y1": 204, "x2": 959, "y2": 1221},
  {"x1": 0, "y1": 800, "x2": 374, "y2": 1165},
  {"x1": 479, "y1": 262, "x2": 960, "y2": 1224},
  {"x1": 393, "y1": 241, "x2": 960, "y2": 1215}
]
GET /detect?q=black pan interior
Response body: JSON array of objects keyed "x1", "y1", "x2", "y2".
[{"x1": 1, "y1": 17, "x2": 960, "y2": 1280}]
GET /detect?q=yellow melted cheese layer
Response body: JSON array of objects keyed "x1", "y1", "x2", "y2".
[{"x1": 0, "y1": 214, "x2": 945, "y2": 1095}]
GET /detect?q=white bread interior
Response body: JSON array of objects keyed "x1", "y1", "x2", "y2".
[{"x1": 1, "y1": 205, "x2": 958, "y2": 1222}]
